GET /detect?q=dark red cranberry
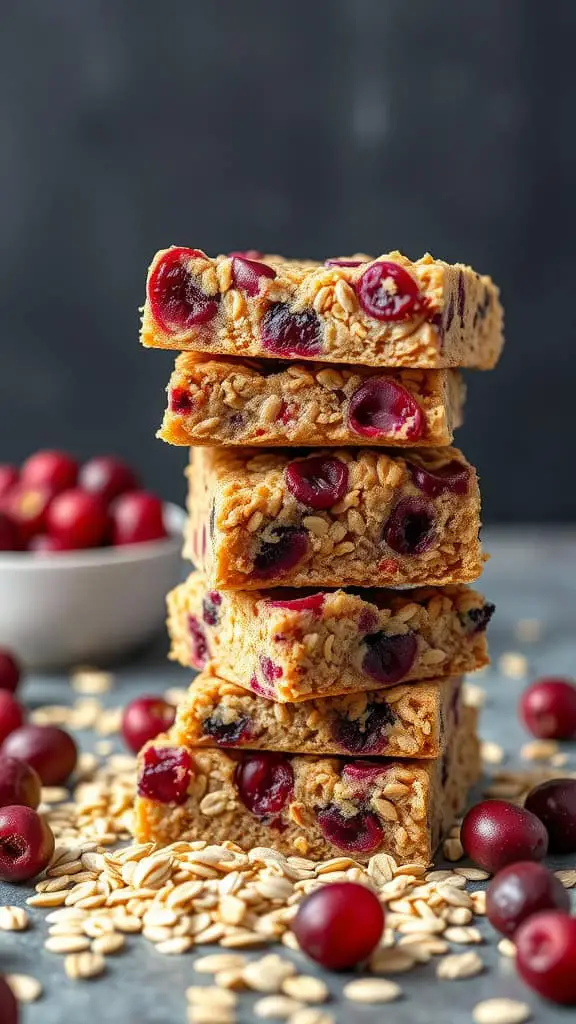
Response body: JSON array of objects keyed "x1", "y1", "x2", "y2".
[
  {"x1": 259, "y1": 657, "x2": 283, "y2": 685},
  {"x1": 0, "y1": 975, "x2": 18, "y2": 1024},
  {"x1": 5, "y1": 484, "x2": 55, "y2": 543},
  {"x1": 2, "y1": 725, "x2": 78, "y2": 785},
  {"x1": 331, "y1": 701, "x2": 395, "y2": 754},
  {"x1": 0, "y1": 757, "x2": 41, "y2": 810},
  {"x1": 121, "y1": 697, "x2": 176, "y2": 754},
  {"x1": 29, "y1": 534, "x2": 70, "y2": 553},
  {"x1": 254, "y1": 527, "x2": 309, "y2": 579},
  {"x1": 486, "y1": 862, "x2": 570, "y2": 937},
  {"x1": 188, "y1": 616, "x2": 209, "y2": 669},
  {"x1": 235, "y1": 753, "x2": 294, "y2": 820},
  {"x1": 520, "y1": 679, "x2": 576, "y2": 740},
  {"x1": 46, "y1": 489, "x2": 109, "y2": 549},
  {"x1": 80, "y1": 456, "x2": 140, "y2": 505},
  {"x1": 248, "y1": 674, "x2": 275, "y2": 699},
  {"x1": 261, "y1": 304, "x2": 322, "y2": 357},
  {"x1": 228, "y1": 249, "x2": 264, "y2": 260},
  {"x1": 0, "y1": 805, "x2": 55, "y2": 882},
  {"x1": 408, "y1": 459, "x2": 470, "y2": 497},
  {"x1": 292, "y1": 881, "x2": 384, "y2": 970},
  {"x1": 361, "y1": 631, "x2": 417, "y2": 685},
  {"x1": 516, "y1": 911, "x2": 576, "y2": 1005},
  {"x1": 0, "y1": 511, "x2": 21, "y2": 551},
  {"x1": 231, "y1": 256, "x2": 276, "y2": 296},
  {"x1": 285, "y1": 455, "x2": 348, "y2": 511},
  {"x1": 461, "y1": 800, "x2": 548, "y2": 873},
  {"x1": 348, "y1": 378, "x2": 424, "y2": 441},
  {"x1": 324, "y1": 258, "x2": 366, "y2": 267},
  {"x1": 148, "y1": 247, "x2": 219, "y2": 332},
  {"x1": 169, "y1": 387, "x2": 193, "y2": 414},
  {"x1": 524, "y1": 779, "x2": 576, "y2": 854},
  {"x1": 317, "y1": 806, "x2": 383, "y2": 853},
  {"x1": 0, "y1": 465, "x2": 18, "y2": 499},
  {"x1": 202, "y1": 590, "x2": 222, "y2": 626},
  {"x1": 357, "y1": 261, "x2": 424, "y2": 322},
  {"x1": 138, "y1": 746, "x2": 192, "y2": 804},
  {"x1": 268, "y1": 591, "x2": 325, "y2": 614},
  {"x1": 111, "y1": 491, "x2": 167, "y2": 546},
  {"x1": 0, "y1": 693, "x2": 24, "y2": 745},
  {"x1": 0, "y1": 649, "x2": 21, "y2": 694},
  {"x1": 21, "y1": 450, "x2": 78, "y2": 493},
  {"x1": 202, "y1": 713, "x2": 252, "y2": 746},
  {"x1": 383, "y1": 498, "x2": 436, "y2": 555},
  {"x1": 341, "y1": 762, "x2": 389, "y2": 787},
  {"x1": 459, "y1": 603, "x2": 496, "y2": 635}
]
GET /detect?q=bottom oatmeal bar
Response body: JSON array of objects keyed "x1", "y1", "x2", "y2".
[{"x1": 134, "y1": 708, "x2": 479, "y2": 864}]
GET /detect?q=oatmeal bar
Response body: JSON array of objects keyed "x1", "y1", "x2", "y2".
[
  {"x1": 134, "y1": 708, "x2": 479, "y2": 863},
  {"x1": 174, "y1": 667, "x2": 464, "y2": 759},
  {"x1": 141, "y1": 248, "x2": 503, "y2": 370},
  {"x1": 160, "y1": 353, "x2": 465, "y2": 448},
  {"x1": 167, "y1": 572, "x2": 493, "y2": 701},
  {"x1": 184, "y1": 445, "x2": 484, "y2": 589}
]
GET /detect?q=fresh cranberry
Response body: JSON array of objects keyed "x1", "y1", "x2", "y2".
[
  {"x1": 138, "y1": 746, "x2": 192, "y2": 804},
  {"x1": 516, "y1": 911, "x2": 576, "y2": 1005},
  {"x1": 383, "y1": 498, "x2": 436, "y2": 555},
  {"x1": 292, "y1": 882, "x2": 384, "y2": 970},
  {"x1": 202, "y1": 590, "x2": 222, "y2": 626},
  {"x1": 524, "y1": 779, "x2": 576, "y2": 854},
  {"x1": 324, "y1": 258, "x2": 366, "y2": 267},
  {"x1": 231, "y1": 256, "x2": 276, "y2": 296},
  {"x1": 461, "y1": 800, "x2": 548, "y2": 873},
  {"x1": 408, "y1": 459, "x2": 470, "y2": 497},
  {"x1": 0, "y1": 975, "x2": 18, "y2": 1024},
  {"x1": 486, "y1": 862, "x2": 570, "y2": 938},
  {"x1": 0, "y1": 757, "x2": 41, "y2": 810},
  {"x1": 228, "y1": 249, "x2": 264, "y2": 260},
  {"x1": 4, "y1": 484, "x2": 54, "y2": 542},
  {"x1": 361, "y1": 631, "x2": 417, "y2": 684},
  {"x1": 2, "y1": 725, "x2": 78, "y2": 785},
  {"x1": 0, "y1": 649, "x2": 21, "y2": 694},
  {"x1": 79, "y1": 456, "x2": 140, "y2": 505},
  {"x1": 0, "y1": 805, "x2": 55, "y2": 882},
  {"x1": 520, "y1": 679, "x2": 576, "y2": 740},
  {"x1": 188, "y1": 616, "x2": 209, "y2": 669},
  {"x1": 459, "y1": 603, "x2": 496, "y2": 634},
  {"x1": 0, "y1": 511, "x2": 21, "y2": 551},
  {"x1": 268, "y1": 591, "x2": 325, "y2": 613},
  {"x1": 348, "y1": 378, "x2": 424, "y2": 441},
  {"x1": 29, "y1": 534, "x2": 70, "y2": 553},
  {"x1": 46, "y1": 489, "x2": 108, "y2": 549},
  {"x1": 0, "y1": 465, "x2": 18, "y2": 499},
  {"x1": 357, "y1": 261, "x2": 424, "y2": 322},
  {"x1": 121, "y1": 697, "x2": 176, "y2": 754},
  {"x1": 148, "y1": 247, "x2": 219, "y2": 332},
  {"x1": 254, "y1": 527, "x2": 309, "y2": 579},
  {"x1": 21, "y1": 450, "x2": 78, "y2": 493},
  {"x1": 317, "y1": 806, "x2": 383, "y2": 853},
  {"x1": 111, "y1": 491, "x2": 167, "y2": 546},
  {"x1": 261, "y1": 304, "x2": 322, "y2": 357},
  {"x1": 331, "y1": 701, "x2": 395, "y2": 754},
  {"x1": 235, "y1": 753, "x2": 294, "y2": 820},
  {"x1": 169, "y1": 387, "x2": 193, "y2": 414},
  {"x1": 0, "y1": 694, "x2": 24, "y2": 745},
  {"x1": 285, "y1": 455, "x2": 348, "y2": 510},
  {"x1": 202, "y1": 713, "x2": 252, "y2": 746}
]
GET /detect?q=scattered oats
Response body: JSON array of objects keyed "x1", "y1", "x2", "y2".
[
  {"x1": 255, "y1": 995, "x2": 305, "y2": 1019},
  {"x1": 64, "y1": 951, "x2": 106, "y2": 980},
  {"x1": 0, "y1": 906, "x2": 29, "y2": 931},
  {"x1": 436, "y1": 951, "x2": 483, "y2": 980},
  {"x1": 444, "y1": 907, "x2": 473, "y2": 926},
  {"x1": 242, "y1": 954, "x2": 296, "y2": 992},
  {"x1": 454, "y1": 867, "x2": 491, "y2": 881},
  {"x1": 44, "y1": 934, "x2": 91, "y2": 953},
  {"x1": 514, "y1": 618, "x2": 542, "y2": 643},
  {"x1": 397, "y1": 917, "x2": 446, "y2": 936},
  {"x1": 187, "y1": 1009, "x2": 235, "y2": 1024},
  {"x1": 287, "y1": 1011, "x2": 335, "y2": 1024},
  {"x1": 155, "y1": 936, "x2": 193, "y2": 955},
  {"x1": 471, "y1": 891, "x2": 487, "y2": 915},
  {"x1": 282, "y1": 976, "x2": 329, "y2": 1003},
  {"x1": 498, "y1": 939, "x2": 517, "y2": 958},
  {"x1": 443, "y1": 837, "x2": 464, "y2": 861},
  {"x1": 220, "y1": 930, "x2": 268, "y2": 949},
  {"x1": 6, "y1": 974, "x2": 43, "y2": 1003},
  {"x1": 367, "y1": 852, "x2": 396, "y2": 885},
  {"x1": 194, "y1": 953, "x2": 248, "y2": 974},
  {"x1": 444, "y1": 925, "x2": 483, "y2": 945},
  {"x1": 521, "y1": 739, "x2": 559, "y2": 761},
  {"x1": 481, "y1": 741, "x2": 505, "y2": 765},
  {"x1": 27, "y1": 891, "x2": 70, "y2": 908},
  {"x1": 472, "y1": 998, "x2": 531, "y2": 1024},
  {"x1": 369, "y1": 948, "x2": 416, "y2": 974},
  {"x1": 397, "y1": 936, "x2": 449, "y2": 957},
  {"x1": 214, "y1": 969, "x2": 247, "y2": 991},
  {"x1": 92, "y1": 932, "x2": 126, "y2": 955},
  {"x1": 70, "y1": 668, "x2": 114, "y2": 694},
  {"x1": 498, "y1": 652, "x2": 528, "y2": 679},
  {"x1": 41, "y1": 786, "x2": 70, "y2": 803},
  {"x1": 554, "y1": 869, "x2": 576, "y2": 888},
  {"x1": 343, "y1": 977, "x2": 402, "y2": 1004},
  {"x1": 186, "y1": 986, "x2": 237, "y2": 1009},
  {"x1": 95, "y1": 740, "x2": 113, "y2": 756},
  {"x1": 462, "y1": 681, "x2": 487, "y2": 708}
]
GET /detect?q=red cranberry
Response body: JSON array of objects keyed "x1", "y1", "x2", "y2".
[
  {"x1": 516, "y1": 911, "x2": 576, "y2": 1005},
  {"x1": 254, "y1": 526, "x2": 309, "y2": 579},
  {"x1": 169, "y1": 387, "x2": 193, "y2": 414},
  {"x1": 29, "y1": 534, "x2": 70, "y2": 553},
  {"x1": 285, "y1": 456, "x2": 348, "y2": 511},
  {"x1": 21, "y1": 450, "x2": 78, "y2": 493},
  {"x1": 121, "y1": 697, "x2": 176, "y2": 754},
  {"x1": 0, "y1": 649, "x2": 21, "y2": 694},
  {"x1": 486, "y1": 862, "x2": 570, "y2": 938},
  {"x1": 357, "y1": 261, "x2": 424, "y2": 322},
  {"x1": 46, "y1": 489, "x2": 108, "y2": 549},
  {"x1": 111, "y1": 491, "x2": 167, "y2": 546},
  {"x1": 4, "y1": 484, "x2": 54, "y2": 542},
  {"x1": 519, "y1": 679, "x2": 576, "y2": 740},
  {"x1": 188, "y1": 616, "x2": 209, "y2": 669},
  {"x1": 261, "y1": 303, "x2": 322, "y2": 357},
  {"x1": 231, "y1": 256, "x2": 276, "y2": 296},
  {"x1": 460, "y1": 603, "x2": 496, "y2": 635},
  {"x1": 137, "y1": 746, "x2": 192, "y2": 804},
  {"x1": 148, "y1": 247, "x2": 219, "y2": 332},
  {"x1": 235, "y1": 753, "x2": 294, "y2": 820},
  {"x1": 317, "y1": 806, "x2": 383, "y2": 853},
  {"x1": 292, "y1": 882, "x2": 384, "y2": 970},
  {"x1": 408, "y1": 459, "x2": 470, "y2": 497},
  {"x1": 0, "y1": 465, "x2": 18, "y2": 499},
  {"x1": 202, "y1": 590, "x2": 222, "y2": 626},
  {"x1": 0, "y1": 975, "x2": 18, "y2": 1024},
  {"x1": 268, "y1": 591, "x2": 325, "y2": 613},
  {"x1": 2, "y1": 725, "x2": 78, "y2": 785},
  {"x1": 383, "y1": 497, "x2": 436, "y2": 555},
  {"x1": 0, "y1": 804, "x2": 55, "y2": 882},
  {"x1": 331, "y1": 701, "x2": 395, "y2": 754},
  {"x1": 228, "y1": 249, "x2": 264, "y2": 260},
  {"x1": 324, "y1": 258, "x2": 366, "y2": 267},
  {"x1": 79, "y1": 456, "x2": 140, "y2": 505},
  {"x1": 202, "y1": 713, "x2": 252, "y2": 746},
  {"x1": 524, "y1": 779, "x2": 576, "y2": 854},
  {"x1": 0, "y1": 757, "x2": 41, "y2": 809},
  {"x1": 260, "y1": 657, "x2": 283, "y2": 685},
  {"x1": 361, "y1": 631, "x2": 417, "y2": 684},
  {"x1": 0, "y1": 511, "x2": 21, "y2": 551},
  {"x1": 0, "y1": 693, "x2": 24, "y2": 745},
  {"x1": 461, "y1": 800, "x2": 548, "y2": 873},
  {"x1": 342, "y1": 762, "x2": 389, "y2": 787},
  {"x1": 349, "y1": 378, "x2": 424, "y2": 441}
]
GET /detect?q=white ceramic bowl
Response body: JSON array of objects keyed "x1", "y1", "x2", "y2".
[{"x1": 0, "y1": 503, "x2": 185, "y2": 670}]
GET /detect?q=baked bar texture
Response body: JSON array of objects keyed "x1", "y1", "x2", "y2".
[
  {"x1": 134, "y1": 708, "x2": 479, "y2": 864},
  {"x1": 167, "y1": 572, "x2": 493, "y2": 701},
  {"x1": 184, "y1": 445, "x2": 484, "y2": 589},
  {"x1": 141, "y1": 248, "x2": 503, "y2": 370},
  {"x1": 174, "y1": 667, "x2": 464, "y2": 759},
  {"x1": 160, "y1": 353, "x2": 465, "y2": 448}
]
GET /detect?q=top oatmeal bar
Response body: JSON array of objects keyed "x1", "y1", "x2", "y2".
[{"x1": 141, "y1": 248, "x2": 503, "y2": 369}]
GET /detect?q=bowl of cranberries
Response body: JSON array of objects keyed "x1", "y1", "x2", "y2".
[{"x1": 0, "y1": 451, "x2": 184, "y2": 667}]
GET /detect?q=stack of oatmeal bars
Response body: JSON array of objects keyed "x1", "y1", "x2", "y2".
[{"x1": 134, "y1": 247, "x2": 504, "y2": 866}]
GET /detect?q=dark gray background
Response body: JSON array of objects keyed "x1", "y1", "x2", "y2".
[{"x1": 1, "y1": 0, "x2": 575, "y2": 522}]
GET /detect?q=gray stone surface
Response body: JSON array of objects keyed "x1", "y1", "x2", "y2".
[{"x1": 1, "y1": 528, "x2": 575, "y2": 1022}]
